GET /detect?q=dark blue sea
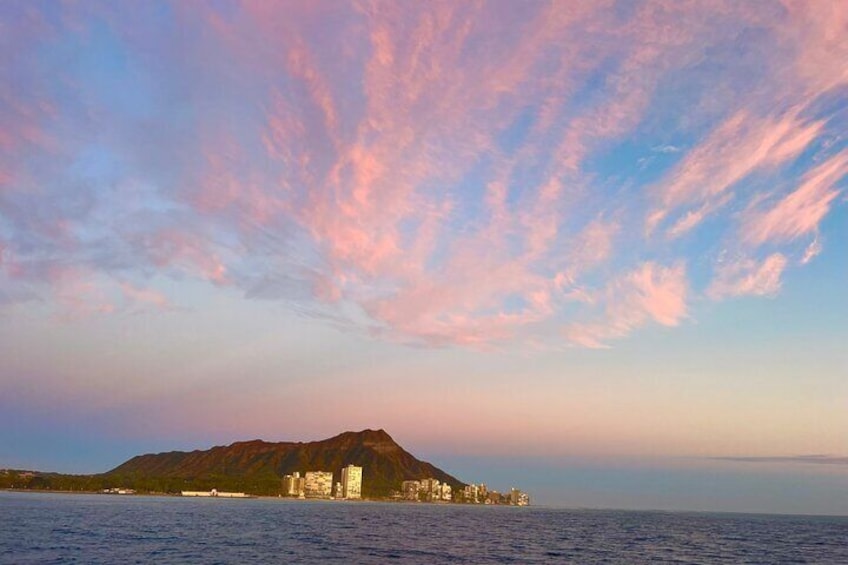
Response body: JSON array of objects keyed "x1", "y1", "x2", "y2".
[{"x1": 1, "y1": 491, "x2": 846, "y2": 564}]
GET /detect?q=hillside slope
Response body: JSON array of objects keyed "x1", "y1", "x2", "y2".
[{"x1": 106, "y1": 429, "x2": 464, "y2": 496}]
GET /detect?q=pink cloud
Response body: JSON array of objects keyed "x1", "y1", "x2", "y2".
[
  {"x1": 211, "y1": 2, "x2": 840, "y2": 347},
  {"x1": 149, "y1": 3, "x2": 721, "y2": 349},
  {"x1": 362, "y1": 259, "x2": 555, "y2": 347},
  {"x1": 0, "y1": 92, "x2": 58, "y2": 193},
  {"x1": 119, "y1": 282, "x2": 170, "y2": 311},
  {"x1": 623, "y1": 262, "x2": 688, "y2": 327},
  {"x1": 666, "y1": 193, "x2": 734, "y2": 239},
  {"x1": 645, "y1": 0, "x2": 848, "y2": 242},
  {"x1": 189, "y1": 135, "x2": 244, "y2": 214},
  {"x1": 261, "y1": 91, "x2": 307, "y2": 167},
  {"x1": 800, "y1": 236, "x2": 822, "y2": 265},
  {"x1": 780, "y1": 1, "x2": 848, "y2": 93},
  {"x1": 564, "y1": 262, "x2": 688, "y2": 348},
  {"x1": 278, "y1": 4, "x2": 670, "y2": 346},
  {"x1": 189, "y1": 130, "x2": 294, "y2": 233},
  {"x1": 570, "y1": 219, "x2": 620, "y2": 270},
  {"x1": 650, "y1": 111, "x2": 825, "y2": 236},
  {"x1": 4, "y1": 1, "x2": 844, "y2": 350},
  {"x1": 707, "y1": 253, "x2": 788, "y2": 300},
  {"x1": 49, "y1": 267, "x2": 117, "y2": 321},
  {"x1": 742, "y1": 152, "x2": 847, "y2": 247},
  {"x1": 284, "y1": 40, "x2": 340, "y2": 143},
  {"x1": 144, "y1": 230, "x2": 229, "y2": 285}
]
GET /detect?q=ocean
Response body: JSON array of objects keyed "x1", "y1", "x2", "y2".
[{"x1": 1, "y1": 491, "x2": 846, "y2": 564}]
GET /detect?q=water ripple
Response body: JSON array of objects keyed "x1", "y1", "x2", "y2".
[{"x1": 1, "y1": 492, "x2": 847, "y2": 564}]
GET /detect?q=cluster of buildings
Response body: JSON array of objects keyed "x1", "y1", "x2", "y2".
[
  {"x1": 401, "y1": 478, "x2": 452, "y2": 501},
  {"x1": 399, "y1": 479, "x2": 530, "y2": 506},
  {"x1": 282, "y1": 464, "x2": 362, "y2": 499},
  {"x1": 459, "y1": 483, "x2": 530, "y2": 506},
  {"x1": 278, "y1": 464, "x2": 530, "y2": 506}
]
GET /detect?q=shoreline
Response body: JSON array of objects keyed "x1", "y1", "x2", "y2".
[
  {"x1": 7, "y1": 490, "x2": 848, "y2": 518},
  {"x1": 1, "y1": 488, "x2": 519, "y2": 507}
]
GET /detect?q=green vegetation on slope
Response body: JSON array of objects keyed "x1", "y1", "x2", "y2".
[{"x1": 2, "y1": 430, "x2": 465, "y2": 497}]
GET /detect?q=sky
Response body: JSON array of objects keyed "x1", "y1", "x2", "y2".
[{"x1": 1, "y1": 0, "x2": 846, "y2": 515}]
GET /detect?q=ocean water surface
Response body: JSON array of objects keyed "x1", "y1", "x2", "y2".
[{"x1": 1, "y1": 491, "x2": 846, "y2": 564}]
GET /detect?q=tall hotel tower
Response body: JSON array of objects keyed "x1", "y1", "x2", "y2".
[{"x1": 341, "y1": 464, "x2": 363, "y2": 499}]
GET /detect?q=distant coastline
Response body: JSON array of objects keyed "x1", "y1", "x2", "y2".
[
  {"x1": 2, "y1": 488, "x2": 535, "y2": 509},
  {"x1": 1, "y1": 429, "x2": 530, "y2": 506}
]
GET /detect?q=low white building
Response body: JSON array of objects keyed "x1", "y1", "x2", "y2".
[{"x1": 181, "y1": 489, "x2": 249, "y2": 498}]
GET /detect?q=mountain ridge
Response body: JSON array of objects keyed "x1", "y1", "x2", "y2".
[{"x1": 106, "y1": 429, "x2": 464, "y2": 497}]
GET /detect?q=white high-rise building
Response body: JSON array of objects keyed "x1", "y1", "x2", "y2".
[
  {"x1": 282, "y1": 472, "x2": 305, "y2": 497},
  {"x1": 341, "y1": 464, "x2": 362, "y2": 499}
]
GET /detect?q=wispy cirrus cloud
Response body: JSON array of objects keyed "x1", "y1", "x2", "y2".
[
  {"x1": 564, "y1": 262, "x2": 688, "y2": 349},
  {"x1": 0, "y1": 1, "x2": 845, "y2": 346},
  {"x1": 707, "y1": 253, "x2": 788, "y2": 300},
  {"x1": 118, "y1": 282, "x2": 171, "y2": 312},
  {"x1": 648, "y1": 111, "x2": 826, "y2": 238},
  {"x1": 742, "y1": 152, "x2": 848, "y2": 247},
  {"x1": 800, "y1": 236, "x2": 823, "y2": 265}
]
